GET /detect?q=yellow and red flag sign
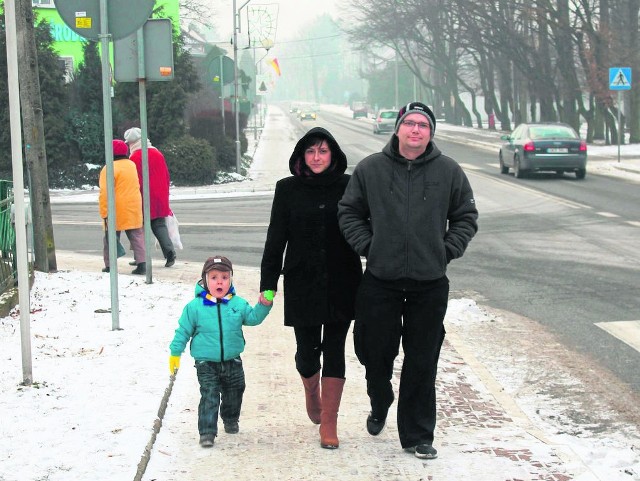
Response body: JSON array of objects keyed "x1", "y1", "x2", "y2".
[{"x1": 269, "y1": 58, "x2": 281, "y2": 77}]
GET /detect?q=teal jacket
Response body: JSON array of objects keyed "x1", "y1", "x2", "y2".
[{"x1": 169, "y1": 282, "x2": 271, "y2": 362}]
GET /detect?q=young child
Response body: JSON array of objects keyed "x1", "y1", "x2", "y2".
[{"x1": 169, "y1": 256, "x2": 273, "y2": 447}]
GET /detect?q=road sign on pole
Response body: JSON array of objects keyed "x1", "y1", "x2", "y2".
[
  {"x1": 609, "y1": 67, "x2": 631, "y2": 164},
  {"x1": 609, "y1": 67, "x2": 632, "y2": 90},
  {"x1": 55, "y1": 0, "x2": 155, "y2": 41},
  {"x1": 114, "y1": 19, "x2": 175, "y2": 82},
  {"x1": 208, "y1": 56, "x2": 235, "y2": 85}
]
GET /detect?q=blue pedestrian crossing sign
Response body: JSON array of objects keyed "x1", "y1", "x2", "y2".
[{"x1": 609, "y1": 67, "x2": 632, "y2": 90}]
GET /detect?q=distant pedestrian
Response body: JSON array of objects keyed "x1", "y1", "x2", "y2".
[
  {"x1": 260, "y1": 127, "x2": 362, "y2": 449},
  {"x1": 124, "y1": 127, "x2": 177, "y2": 267},
  {"x1": 338, "y1": 102, "x2": 478, "y2": 459},
  {"x1": 169, "y1": 256, "x2": 273, "y2": 447},
  {"x1": 99, "y1": 139, "x2": 146, "y2": 275}
]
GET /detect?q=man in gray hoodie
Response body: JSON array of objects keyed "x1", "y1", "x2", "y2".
[{"x1": 338, "y1": 102, "x2": 478, "y2": 459}]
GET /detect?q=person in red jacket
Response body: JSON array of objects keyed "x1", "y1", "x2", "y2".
[{"x1": 124, "y1": 127, "x2": 176, "y2": 267}]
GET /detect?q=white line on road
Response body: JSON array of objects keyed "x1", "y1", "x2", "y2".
[
  {"x1": 596, "y1": 211, "x2": 620, "y2": 218},
  {"x1": 458, "y1": 162, "x2": 483, "y2": 170},
  {"x1": 595, "y1": 320, "x2": 640, "y2": 353},
  {"x1": 53, "y1": 220, "x2": 269, "y2": 227}
]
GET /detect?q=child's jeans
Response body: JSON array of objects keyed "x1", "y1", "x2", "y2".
[{"x1": 195, "y1": 357, "x2": 246, "y2": 436}]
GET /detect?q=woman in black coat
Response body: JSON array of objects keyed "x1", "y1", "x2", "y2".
[{"x1": 260, "y1": 127, "x2": 362, "y2": 449}]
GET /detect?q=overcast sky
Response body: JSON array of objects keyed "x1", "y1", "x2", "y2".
[{"x1": 211, "y1": 0, "x2": 340, "y2": 42}]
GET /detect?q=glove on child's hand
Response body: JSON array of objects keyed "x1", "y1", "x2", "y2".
[
  {"x1": 169, "y1": 355, "x2": 181, "y2": 374},
  {"x1": 259, "y1": 290, "x2": 274, "y2": 306}
]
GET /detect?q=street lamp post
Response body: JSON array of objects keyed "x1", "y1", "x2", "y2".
[
  {"x1": 252, "y1": 42, "x2": 272, "y2": 139},
  {"x1": 233, "y1": 0, "x2": 251, "y2": 174}
]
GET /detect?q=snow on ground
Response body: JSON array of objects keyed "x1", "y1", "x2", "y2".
[{"x1": 1, "y1": 271, "x2": 638, "y2": 480}]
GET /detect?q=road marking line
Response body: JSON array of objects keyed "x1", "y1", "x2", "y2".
[
  {"x1": 627, "y1": 221, "x2": 640, "y2": 227},
  {"x1": 458, "y1": 162, "x2": 483, "y2": 170},
  {"x1": 595, "y1": 320, "x2": 640, "y2": 353},
  {"x1": 53, "y1": 220, "x2": 103, "y2": 225},
  {"x1": 596, "y1": 211, "x2": 620, "y2": 218},
  {"x1": 53, "y1": 220, "x2": 269, "y2": 227}
]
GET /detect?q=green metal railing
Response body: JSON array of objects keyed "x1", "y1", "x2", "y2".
[{"x1": 0, "y1": 180, "x2": 17, "y2": 292}]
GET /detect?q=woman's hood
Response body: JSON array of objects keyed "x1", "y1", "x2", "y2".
[{"x1": 289, "y1": 127, "x2": 347, "y2": 176}]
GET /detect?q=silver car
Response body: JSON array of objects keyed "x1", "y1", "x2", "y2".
[{"x1": 373, "y1": 109, "x2": 398, "y2": 135}]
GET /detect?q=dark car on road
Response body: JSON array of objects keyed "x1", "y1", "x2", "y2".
[
  {"x1": 373, "y1": 109, "x2": 398, "y2": 135},
  {"x1": 499, "y1": 123, "x2": 587, "y2": 179}
]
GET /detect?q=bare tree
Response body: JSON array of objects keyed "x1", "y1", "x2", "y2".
[
  {"x1": 342, "y1": 0, "x2": 638, "y2": 142},
  {"x1": 16, "y1": 0, "x2": 56, "y2": 272}
]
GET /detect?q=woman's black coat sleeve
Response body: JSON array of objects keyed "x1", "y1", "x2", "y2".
[{"x1": 260, "y1": 180, "x2": 289, "y2": 292}]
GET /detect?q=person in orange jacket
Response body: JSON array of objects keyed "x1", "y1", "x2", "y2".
[{"x1": 99, "y1": 139, "x2": 146, "y2": 275}]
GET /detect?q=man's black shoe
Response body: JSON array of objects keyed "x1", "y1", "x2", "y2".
[
  {"x1": 165, "y1": 251, "x2": 176, "y2": 268},
  {"x1": 366, "y1": 413, "x2": 386, "y2": 436},
  {"x1": 405, "y1": 443, "x2": 438, "y2": 459}
]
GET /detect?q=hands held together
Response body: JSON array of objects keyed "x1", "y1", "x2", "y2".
[{"x1": 259, "y1": 289, "x2": 275, "y2": 306}]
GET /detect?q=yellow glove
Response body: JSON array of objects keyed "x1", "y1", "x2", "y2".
[{"x1": 169, "y1": 355, "x2": 181, "y2": 374}]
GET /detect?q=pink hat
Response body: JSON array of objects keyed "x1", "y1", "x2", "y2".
[{"x1": 112, "y1": 139, "x2": 128, "y2": 157}]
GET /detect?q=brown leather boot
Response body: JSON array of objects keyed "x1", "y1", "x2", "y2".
[
  {"x1": 300, "y1": 372, "x2": 321, "y2": 424},
  {"x1": 319, "y1": 377, "x2": 345, "y2": 449}
]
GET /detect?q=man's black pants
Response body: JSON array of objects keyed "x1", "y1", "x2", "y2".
[{"x1": 353, "y1": 270, "x2": 449, "y2": 448}]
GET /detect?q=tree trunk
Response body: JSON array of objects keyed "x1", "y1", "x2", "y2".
[
  {"x1": 553, "y1": 0, "x2": 580, "y2": 130},
  {"x1": 16, "y1": 0, "x2": 57, "y2": 272}
]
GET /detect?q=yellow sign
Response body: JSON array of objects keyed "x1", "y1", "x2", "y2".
[{"x1": 76, "y1": 17, "x2": 92, "y2": 29}]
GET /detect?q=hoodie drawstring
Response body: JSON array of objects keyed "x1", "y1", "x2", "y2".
[
  {"x1": 423, "y1": 167, "x2": 427, "y2": 201},
  {"x1": 389, "y1": 162, "x2": 396, "y2": 195}
]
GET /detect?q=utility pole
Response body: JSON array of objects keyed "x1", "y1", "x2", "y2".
[
  {"x1": 233, "y1": 0, "x2": 252, "y2": 174},
  {"x1": 15, "y1": 0, "x2": 57, "y2": 272}
]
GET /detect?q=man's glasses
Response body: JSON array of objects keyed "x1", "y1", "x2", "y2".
[{"x1": 401, "y1": 120, "x2": 430, "y2": 130}]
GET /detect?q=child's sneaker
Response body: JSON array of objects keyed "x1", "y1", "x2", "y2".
[
  {"x1": 224, "y1": 421, "x2": 239, "y2": 434},
  {"x1": 199, "y1": 434, "x2": 215, "y2": 447}
]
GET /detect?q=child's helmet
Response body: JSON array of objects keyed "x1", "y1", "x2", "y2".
[{"x1": 201, "y1": 256, "x2": 233, "y2": 292}]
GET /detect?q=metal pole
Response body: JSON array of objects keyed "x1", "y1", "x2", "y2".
[
  {"x1": 137, "y1": 28, "x2": 153, "y2": 283},
  {"x1": 253, "y1": 47, "x2": 257, "y2": 140},
  {"x1": 617, "y1": 91, "x2": 622, "y2": 163},
  {"x1": 394, "y1": 52, "x2": 399, "y2": 109},
  {"x1": 5, "y1": 0, "x2": 32, "y2": 385},
  {"x1": 233, "y1": 0, "x2": 251, "y2": 174},
  {"x1": 100, "y1": 0, "x2": 120, "y2": 330},
  {"x1": 256, "y1": 48, "x2": 270, "y2": 128},
  {"x1": 233, "y1": 0, "x2": 241, "y2": 173},
  {"x1": 220, "y1": 56, "x2": 226, "y2": 137}
]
